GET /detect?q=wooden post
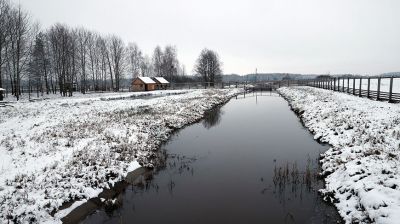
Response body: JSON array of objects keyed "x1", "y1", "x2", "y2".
[
  {"x1": 389, "y1": 77, "x2": 393, "y2": 102},
  {"x1": 359, "y1": 78, "x2": 362, "y2": 97},
  {"x1": 342, "y1": 78, "x2": 344, "y2": 92},
  {"x1": 333, "y1": 78, "x2": 335, "y2": 91},
  {"x1": 353, "y1": 78, "x2": 356, "y2": 95},
  {"x1": 347, "y1": 78, "x2": 350, "y2": 93},
  {"x1": 377, "y1": 77, "x2": 381, "y2": 100},
  {"x1": 336, "y1": 78, "x2": 339, "y2": 91},
  {"x1": 367, "y1": 78, "x2": 370, "y2": 98}
]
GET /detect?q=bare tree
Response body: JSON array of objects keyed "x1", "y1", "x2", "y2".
[
  {"x1": 126, "y1": 42, "x2": 142, "y2": 78},
  {"x1": 141, "y1": 55, "x2": 153, "y2": 77},
  {"x1": 48, "y1": 24, "x2": 76, "y2": 96},
  {"x1": 194, "y1": 49, "x2": 222, "y2": 86},
  {"x1": 75, "y1": 27, "x2": 90, "y2": 93},
  {"x1": 87, "y1": 31, "x2": 102, "y2": 91},
  {"x1": 0, "y1": 0, "x2": 11, "y2": 100},
  {"x1": 28, "y1": 32, "x2": 49, "y2": 97},
  {"x1": 108, "y1": 35, "x2": 125, "y2": 91},
  {"x1": 8, "y1": 4, "x2": 31, "y2": 100},
  {"x1": 161, "y1": 45, "x2": 178, "y2": 82},
  {"x1": 152, "y1": 46, "x2": 163, "y2": 77}
]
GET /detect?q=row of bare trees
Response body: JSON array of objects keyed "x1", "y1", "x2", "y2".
[
  {"x1": 0, "y1": 0, "x2": 32, "y2": 100},
  {"x1": 0, "y1": 0, "x2": 185, "y2": 100}
]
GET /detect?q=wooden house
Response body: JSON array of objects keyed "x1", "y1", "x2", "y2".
[
  {"x1": 152, "y1": 77, "x2": 170, "y2": 90},
  {"x1": 132, "y1": 77, "x2": 157, "y2": 91}
]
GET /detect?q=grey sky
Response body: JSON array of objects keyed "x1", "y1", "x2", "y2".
[{"x1": 14, "y1": 0, "x2": 400, "y2": 75}]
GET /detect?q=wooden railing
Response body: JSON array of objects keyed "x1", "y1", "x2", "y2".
[{"x1": 280, "y1": 77, "x2": 400, "y2": 103}]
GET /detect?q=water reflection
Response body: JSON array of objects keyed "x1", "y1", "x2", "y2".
[{"x1": 202, "y1": 107, "x2": 223, "y2": 129}]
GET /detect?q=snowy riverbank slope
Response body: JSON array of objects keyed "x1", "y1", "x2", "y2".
[
  {"x1": 278, "y1": 87, "x2": 400, "y2": 224},
  {"x1": 0, "y1": 89, "x2": 239, "y2": 223}
]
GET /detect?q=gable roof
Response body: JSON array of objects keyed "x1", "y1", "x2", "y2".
[
  {"x1": 152, "y1": 77, "x2": 169, "y2": 84},
  {"x1": 136, "y1": 77, "x2": 156, "y2": 84}
]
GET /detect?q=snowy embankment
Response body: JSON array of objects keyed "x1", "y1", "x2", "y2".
[
  {"x1": 0, "y1": 89, "x2": 240, "y2": 223},
  {"x1": 278, "y1": 87, "x2": 400, "y2": 224}
]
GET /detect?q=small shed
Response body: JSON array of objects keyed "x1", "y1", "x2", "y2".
[
  {"x1": 152, "y1": 77, "x2": 170, "y2": 90},
  {"x1": 132, "y1": 77, "x2": 156, "y2": 91}
]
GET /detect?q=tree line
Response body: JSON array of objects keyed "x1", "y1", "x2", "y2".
[{"x1": 0, "y1": 0, "x2": 222, "y2": 100}]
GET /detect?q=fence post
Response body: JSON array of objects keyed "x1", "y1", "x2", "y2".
[
  {"x1": 377, "y1": 77, "x2": 381, "y2": 101},
  {"x1": 333, "y1": 78, "x2": 335, "y2": 91},
  {"x1": 336, "y1": 78, "x2": 339, "y2": 91},
  {"x1": 352, "y1": 78, "x2": 356, "y2": 95},
  {"x1": 342, "y1": 78, "x2": 344, "y2": 92},
  {"x1": 367, "y1": 78, "x2": 370, "y2": 98},
  {"x1": 359, "y1": 78, "x2": 362, "y2": 97},
  {"x1": 389, "y1": 77, "x2": 393, "y2": 102},
  {"x1": 347, "y1": 78, "x2": 350, "y2": 93}
]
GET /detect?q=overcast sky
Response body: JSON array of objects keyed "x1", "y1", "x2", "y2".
[{"x1": 13, "y1": 0, "x2": 400, "y2": 75}]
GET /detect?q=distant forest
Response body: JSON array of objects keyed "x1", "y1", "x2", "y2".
[{"x1": 222, "y1": 72, "x2": 400, "y2": 83}]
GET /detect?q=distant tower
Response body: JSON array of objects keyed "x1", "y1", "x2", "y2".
[{"x1": 255, "y1": 68, "x2": 257, "y2": 82}]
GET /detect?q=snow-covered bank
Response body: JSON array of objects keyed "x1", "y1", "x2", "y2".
[
  {"x1": 278, "y1": 87, "x2": 400, "y2": 224},
  {"x1": 0, "y1": 89, "x2": 240, "y2": 223}
]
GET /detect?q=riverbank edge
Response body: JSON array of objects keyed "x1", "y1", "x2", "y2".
[
  {"x1": 277, "y1": 88, "x2": 345, "y2": 223},
  {"x1": 58, "y1": 91, "x2": 241, "y2": 224}
]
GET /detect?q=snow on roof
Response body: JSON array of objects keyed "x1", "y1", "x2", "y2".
[
  {"x1": 153, "y1": 77, "x2": 169, "y2": 84},
  {"x1": 137, "y1": 77, "x2": 156, "y2": 84}
]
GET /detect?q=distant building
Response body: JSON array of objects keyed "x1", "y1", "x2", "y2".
[
  {"x1": 132, "y1": 77, "x2": 156, "y2": 91},
  {"x1": 152, "y1": 77, "x2": 170, "y2": 90}
]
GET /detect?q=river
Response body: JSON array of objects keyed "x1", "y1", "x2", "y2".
[{"x1": 82, "y1": 92, "x2": 342, "y2": 224}]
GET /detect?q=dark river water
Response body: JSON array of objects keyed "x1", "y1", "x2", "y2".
[{"x1": 82, "y1": 92, "x2": 342, "y2": 224}]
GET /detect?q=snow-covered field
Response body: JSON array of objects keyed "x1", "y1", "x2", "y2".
[
  {"x1": 0, "y1": 89, "x2": 240, "y2": 223},
  {"x1": 278, "y1": 87, "x2": 400, "y2": 224},
  {"x1": 1, "y1": 89, "x2": 185, "y2": 103}
]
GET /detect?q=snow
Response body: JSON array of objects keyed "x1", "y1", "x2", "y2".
[
  {"x1": 153, "y1": 77, "x2": 169, "y2": 84},
  {"x1": 2, "y1": 90, "x2": 185, "y2": 102},
  {"x1": 138, "y1": 76, "x2": 156, "y2": 84},
  {"x1": 278, "y1": 86, "x2": 400, "y2": 224},
  {"x1": 0, "y1": 88, "x2": 240, "y2": 223}
]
